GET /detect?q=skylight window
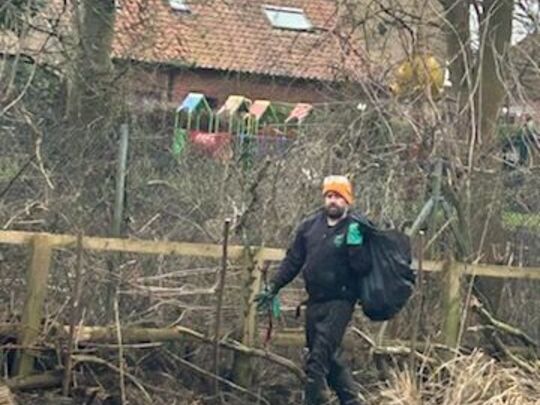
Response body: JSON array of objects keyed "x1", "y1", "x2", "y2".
[
  {"x1": 263, "y1": 5, "x2": 313, "y2": 31},
  {"x1": 169, "y1": 0, "x2": 190, "y2": 12}
]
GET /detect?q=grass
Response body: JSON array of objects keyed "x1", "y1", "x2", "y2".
[{"x1": 372, "y1": 351, "x2": 540, "y2": 405}]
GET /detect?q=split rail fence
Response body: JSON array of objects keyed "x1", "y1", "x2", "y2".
[{"x1": 1, "y1": 230, "x2": 540, "y2": 381}]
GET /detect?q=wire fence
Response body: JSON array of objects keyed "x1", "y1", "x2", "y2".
[
  {"x1": 0, "y1": 107, "x2": 539, "y2": 403},
  {"x1": 1, "y1": 102, "x2": 539, "y2": 341}
]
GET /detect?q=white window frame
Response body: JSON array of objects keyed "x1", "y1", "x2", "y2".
[
  {"x1": 169, "y1": 0, "x2": 190, "y2": 12},
  {"x1": 263, "y1": 5, "x2": 313, "y2": 31}
]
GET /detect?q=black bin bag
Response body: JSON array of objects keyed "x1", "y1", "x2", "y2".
[{"x1": 351, "y1": 214, "x2": 416, "y2": 321}]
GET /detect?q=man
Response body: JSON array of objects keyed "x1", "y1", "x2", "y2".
[{"x1": 255, "y1": 176, "x2": 371, "y2": 405}]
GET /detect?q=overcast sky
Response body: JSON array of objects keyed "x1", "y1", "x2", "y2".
[{"x1": 469, "y1": 0, "x2": 539, "y2": 49}]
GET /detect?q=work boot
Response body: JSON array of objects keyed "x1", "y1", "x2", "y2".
[
  {"x1": 327, "y1": 352, "x2": 364, "y2": 405},
  {"x1": 305, "y1": 377, "x2": 330, "y2": 405},
  {"x1": 328, "y1": 375, "x2": 363, "y2": 404},
  {"x1": 329, "y1": 371, "x2": 363, "y2": 405}
]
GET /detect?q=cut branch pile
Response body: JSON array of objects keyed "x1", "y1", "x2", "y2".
[
  {"x1": 0, "y1": 384, "x2": 16, "y2": 405},
  {"x1": 0, "y1": 298, "x2": 537, "y2": 403},
  {"x1": 0, "y1": 322, "x2": 305, "y2": 393}
]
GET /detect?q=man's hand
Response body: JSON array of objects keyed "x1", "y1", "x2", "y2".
[{"x1": 254, "y1": 284, "x2": 278, "y2": 313}]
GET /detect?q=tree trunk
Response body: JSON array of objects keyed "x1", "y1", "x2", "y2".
[
  {"x1": 477, "y1": 0, "x2": 513, "y2": 148},
  {"x1": 441, "y1": 0, "x2": 471, "y2": 96},
  {"x1": 472, "y1": 0, "x2": 513, "y2": 313},
  {"x1": 440, "y1": 0, "x2": 513, "y2": 315},
  {"x1": 66, "y1": 0, "x2": 117, "y2": 131},
  {"x1": 60, "y1": 0, "x2": 118, "y2": 233}
]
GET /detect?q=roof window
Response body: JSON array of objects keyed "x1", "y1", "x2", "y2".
[
  {"x1": 169, "y1": 0, "x2": 190, "y2": 12},
  {"x1": 263, "y1": 5, "x2": 313, "y2": 31}
]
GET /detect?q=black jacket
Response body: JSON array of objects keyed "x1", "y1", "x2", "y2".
[{"x1": 271, "y1": 210, "x2": 371, "y2": 303}]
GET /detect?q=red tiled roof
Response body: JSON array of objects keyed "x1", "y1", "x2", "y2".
[{"x1": 113, "y1": 0, "x2": 366, "y2": 81}]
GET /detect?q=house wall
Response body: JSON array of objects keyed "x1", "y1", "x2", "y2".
[
  {"x1": 170, "y1": 68, "x2": 328, "y2": 106},
  {"x1": 123, "y1": 64, "x2": 330, "y2": 108}
]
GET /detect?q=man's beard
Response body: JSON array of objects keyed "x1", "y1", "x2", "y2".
[{"x1": 324, "y1": 204, "x2": 346, "y2": 219}]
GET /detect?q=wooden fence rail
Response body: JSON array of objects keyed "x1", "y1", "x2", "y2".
[
  {"x1": 1, "y1": 230, "x2": 539, "y2": 278},
  {"x1": 1, "y1": 230, "x2": 539, "y2": 381}
]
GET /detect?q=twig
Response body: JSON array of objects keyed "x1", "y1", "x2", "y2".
[
  {"x1": 351, "y1": 327, "x2": 376, "y2": 347},
  {"x1": 428, "y1": 159, "x2": 444, "y2": 236},
  {"x1": 350, "y1": 327, "x2": 436, "y2": 365},
  {"x1": 62, "y1": 231, "x2": 84, "y2": 396},
  {"x1": 457, "y1": 264, "x2": 477, "y2": 350},
  {"x1": 114, "y1": 295, "x2": 127, "y2": 405},
  {"x1": 212, "y1": 218, "x2": 231, "y2": 394},
  {"x1": 410, "y1": 230, "x2": 425, "y2": 369},
  {"x1": 471, "y1": 299, "x2": 537, "y2": 348},
  {"x1": 1, "y1": 61, "x2": 37, "y2": 115},
  {"x1": 233, "y1": 159, "x2": 272, "y2": 235},
  {"x1": 62, "y1": 324, "x2": 306, "y2": 383},
  {"x1": 0, "y1": 156, "x2": 34, "y2": 200},
  {"x1": 135, "y1": 266, "x2": 230, "y2": 282},
  {"x1": 492, "y1": 335, "x2": 537, "y2": 374},
  {"x1": 5, "y1": 370, "x2": 64, "y2": 391},
  {"x1": 73, "y1": 355, "x2": 152, "y2": 403},
  {"x1": 406, "y1": 197, "x2": 434, "y2": 237},
  {"x1": 376, "y1": 322, "x2": 388, "y2": 347},
  {"x1": 424, "y1": 218, "x2": 453, "y2": 252},
  {"x1": 165, "y1": 349, "x2": 271, "y2": 405},
  {"x1": 31, "y1": 125, "x2": 54, "y2": 190},
  {"x1": 119, "y1": 286, "x2": 216, "y2": 297}
]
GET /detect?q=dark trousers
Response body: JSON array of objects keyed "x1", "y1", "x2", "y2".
[{"x1": 304, "y1": 300, "x2": 362, "y2": 405}]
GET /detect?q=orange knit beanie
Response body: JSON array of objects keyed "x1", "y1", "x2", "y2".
[{"x1": 322, "y1": 175, "x2": 354, "y2": 204}]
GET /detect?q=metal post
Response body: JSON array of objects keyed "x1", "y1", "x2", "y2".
[
  {"x1": 112, "y1": 124, "x2": 129, "y2": 237},
  {"x1": 107, "y1": 124, "x2": 129, "y2": 321}
]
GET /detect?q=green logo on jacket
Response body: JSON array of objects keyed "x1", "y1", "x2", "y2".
[{"x1": 334, "y1": 234, "x2": 345, "y2": 247}]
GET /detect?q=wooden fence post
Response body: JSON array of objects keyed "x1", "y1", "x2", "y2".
[
  {"x1": 14, "y1": 235, "x2": 53, "y2": 376},
  {"x1": 232, "y1": 249, "x2": 264, "y2": 386},
  {"x1": 442, "y1": 260, "x2": 461, "y2": 348}
]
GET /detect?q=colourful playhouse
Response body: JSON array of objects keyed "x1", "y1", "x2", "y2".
[{"x1": 173, "y1": 92, "x2": 313, "y2": 163}]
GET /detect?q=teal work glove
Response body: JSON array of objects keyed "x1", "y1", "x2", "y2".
[
  {"x1": 271, "y1": 294, "x2": 281, "y2": 318},
  {"x1": 254, "y1": 283, "x2": 280, "y2": 316},
  {"x1": 347, "y1": 222, "x2": 364, "y2": 246}
]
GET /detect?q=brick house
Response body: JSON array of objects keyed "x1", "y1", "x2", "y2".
[
  {"x1": 1, "y1": 0, "x2": 366, "y2": 108},
  {"x1": 113, "y1": 0, "x2": 365, "y2": 107}
]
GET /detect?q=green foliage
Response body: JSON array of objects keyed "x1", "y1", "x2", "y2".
[
  {"x1": 11, "y1": 61, "x2": 62, "y2": 120},
  {"x1": 503, "y1": 211, "x2": 540, "y2": 232},
  {"x1": 0, "y1": 0, "x2": 45, "y2": 35},
  {"x1": 0, "y1": 157, "x2": 20, "y2": 181},
  {"x1": 497, "y1": 123, "x2": 521, "y2": 140}
]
